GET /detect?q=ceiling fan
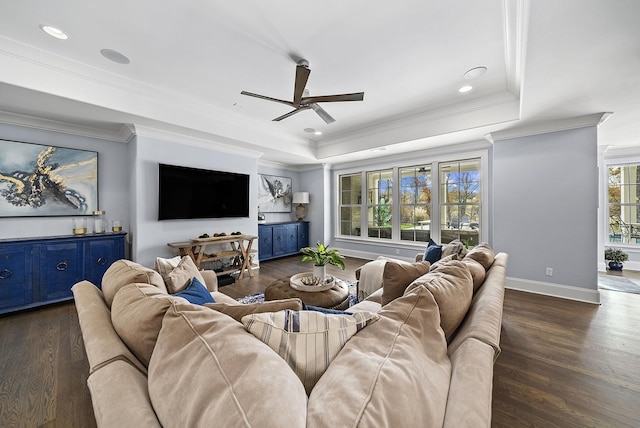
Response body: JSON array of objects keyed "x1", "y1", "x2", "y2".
[{"x1": 241, "y1": 59, "x2": 364, "y2": 124}]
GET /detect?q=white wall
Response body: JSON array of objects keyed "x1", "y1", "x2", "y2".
[
  {"x1": 493, "y1": 126, "x2": 600, "y2": 303},
  {"x1": 0, "y1": 123, "x2": 129, "y2": 240},
  {"x1": 131, "y1": 134, "x2": 260, "y2": 267}
]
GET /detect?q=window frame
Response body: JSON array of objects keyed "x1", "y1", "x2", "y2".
[
  {"x1": 605, "y1": 158, "x2": 640, "y2": 247},
  {"x1": 334, "y1": 150, "x2": 488, "y2": 249}
]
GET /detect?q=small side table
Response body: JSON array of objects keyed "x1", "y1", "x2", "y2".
[{"x1": 265, "y1": 276, "x2": 350, "y2": 310}]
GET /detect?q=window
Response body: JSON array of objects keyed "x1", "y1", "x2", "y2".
[
  {"x1": 367, "y1": 170, "x2": 393, "y2": 239},
  {"x1": 608, "y1": 164, "x2": 640, "y2": 245},
  {"x1": 336, "y1": 153, "x2": 485, "y2": 245},
  {"x1": 399, "y1": 166, "x2": 431, "y2": 242},
  {"x1": 439, "y1": 159, "x2": 480, "y2": 246},
  {"x1": 339, "y1": 173, "x2": 362, "y2": 237}
]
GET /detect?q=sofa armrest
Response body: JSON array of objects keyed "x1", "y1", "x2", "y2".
[
  {"x1": 200, "y1": 270, "x2": 219, "y2": 292},
  {"x1": 72, "y1": 281, "x2": 147, "y2": 375}
]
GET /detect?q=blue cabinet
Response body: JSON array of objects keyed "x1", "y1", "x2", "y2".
[
  {"x1": 258, "y1": 222, "x2": 309, "y2": 261},
  {"x1": 0, "y1": 232, "x2": 126, "y2": 314}
]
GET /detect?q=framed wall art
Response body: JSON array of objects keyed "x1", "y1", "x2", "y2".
[
  {"x1": 0, "y1": 139, "x2": 98, "y2": 217},
  {"x1": 258, "y1": 174, "x2": 292, "y2": 212}
]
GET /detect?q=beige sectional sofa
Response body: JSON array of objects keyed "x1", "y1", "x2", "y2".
[{"x1": 72, "y1": 246, "x2": 507, "y2": 427}]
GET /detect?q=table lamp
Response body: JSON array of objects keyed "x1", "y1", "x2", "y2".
[{"x1": 292, "y1": 192, "x2": 309, "y2": 221}]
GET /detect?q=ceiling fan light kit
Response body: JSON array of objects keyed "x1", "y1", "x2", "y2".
[{"x1": 241, "y1": 59, "x2": 364, "y2": 124}]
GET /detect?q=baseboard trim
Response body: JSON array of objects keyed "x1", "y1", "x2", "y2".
[{"x1": 506, "y1": 277, "x2": 601, "y2": 304}]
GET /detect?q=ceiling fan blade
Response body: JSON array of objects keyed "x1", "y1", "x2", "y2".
[
  {"x1": 241, "y1": 91, "x2": 295, "y2": 107},
  {"x1": 310, "y1": 103, "x2": 336, "y2": 124},
  {"x1": 273, "y1": 106, "x2": 311, "y2": 122},
  {"x1": 293, "y1": 65, "x2": 311, "y2": 107},
  {"x1": 302, "y1": 92, "x2": 364, "y2": 104}
]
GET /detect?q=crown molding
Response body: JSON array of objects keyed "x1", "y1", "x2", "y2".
[
  {"x1": 132, "y1": 124, "x2": 264, "y2": 160},
  {"x1": 486, "y1": 112, "x2": 612, "y2": 142},
  {"x1": 0, "y1": 109, "x2": 132, "y2": 142}
]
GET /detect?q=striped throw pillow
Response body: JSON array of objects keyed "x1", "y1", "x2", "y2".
[{"x1": 242, "y1": 310, "x2": 379, "y2": 394}]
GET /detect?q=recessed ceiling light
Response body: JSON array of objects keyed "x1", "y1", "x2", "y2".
[
  {"x1": 101, "y1": 49, "x2": 130, "y2": 65},
  {"x1": 464, "y1": 66, "x2": 487, "y2": 80},
  {"x1": 304, "y1": 128, "x2": 315, "y2": 133},
  {"x1": 39, "y1": 24, "x2": 68, "y2": 40},
  {"x1": 458, "y1": 85, "x2": 473, "y2": 93},
  {"x1": 314, "y1": 131, "x2": 322, "y2": 136}
]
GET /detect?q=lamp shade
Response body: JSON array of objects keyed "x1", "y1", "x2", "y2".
[{"x1": 292, "y1": 192, "x2": 310, "y2": 204}]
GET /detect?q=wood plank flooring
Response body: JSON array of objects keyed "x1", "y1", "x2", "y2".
[{"x1": 0, "y1": 255, "x2": 638, "y2": 427}]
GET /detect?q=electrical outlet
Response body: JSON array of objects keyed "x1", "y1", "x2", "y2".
[
  {"x1": 545, "y1": 267, "x2": 553, "y2": 276},
  {"x1": 395, "y1": 249, "x2": 400, "y2": 255}
]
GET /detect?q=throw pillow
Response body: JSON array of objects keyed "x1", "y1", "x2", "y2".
[
  {"x1": 204, "y1": 298, "x2": 303, "y2": 322},
  {"x1": 429, "y1": 254, "x2": 458, "y2": 270},
  {"x1": 154, "y1": 255, "x2": 182, "y2": 278},
  {"x1": 406, "y1": 260, "x2": 473, "y2": 341},
  {"x1": 465, "y1": 242, "x2": 496, "y2": 270},
  {"x1": 307, "y1": 284, "x2": 451, "y2": 427},
  {"x1": 173, "y1": 277, "x2": 214, "y2": 305},
  {"x1": 148, "y1": 301, "x2": 308, "y2": 427},
  {"x1": 111, "y1": 283, "x2": 175, "y2": 367},
  {"x1": 242, "y1": 310, "x2": 379, "y2": 394},
  {"x1": 422, "y1": 239, "x2": 443, "y2": 263},
  {"x1": 101, "y1": 259, "x2": 167, "y2": 308},
  {"x1": 461, "y1": 257, "x2": 486, "y2": 291},
  {"x1": 164, "y1": 256, "x2": 206, "y2": 294},
  {"x1": 381, "y1": 260, "x2": 431, "y2": 306},
  {"x1": 441, "y1": 239, "x2": 468, "y2": 259}
]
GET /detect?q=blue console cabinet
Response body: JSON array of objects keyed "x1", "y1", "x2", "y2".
[
  {"x1": 0, "y1": 232, "x2": 126, "y2": 314},
  {"x1": 258, "y1": 222, "x2": 309, "y2": 261}
]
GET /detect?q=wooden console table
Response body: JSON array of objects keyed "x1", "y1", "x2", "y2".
[{"x1": 167, "y1": 234, "x2": 257, "y2": 279}]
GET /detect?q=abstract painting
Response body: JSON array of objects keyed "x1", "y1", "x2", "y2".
[
  {"x1": 0, "y1": 139, "x2": 98, "y2": 217},
  {"x1": 258, "y1": 174, "x2": 292, "y2": 212}
]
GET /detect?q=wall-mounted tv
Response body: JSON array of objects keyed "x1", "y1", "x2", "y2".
[{"x1": 158, "y1": 163, "x2": 250, "y2": 220}]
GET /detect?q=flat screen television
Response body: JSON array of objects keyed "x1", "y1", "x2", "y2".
[{"x1": 158, "y1": 163, "x2": 250, "y2": 220}]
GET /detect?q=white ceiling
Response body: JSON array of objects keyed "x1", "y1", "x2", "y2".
[{"x1": 0, "y1": 0, "x2": 638, "y2": 165}]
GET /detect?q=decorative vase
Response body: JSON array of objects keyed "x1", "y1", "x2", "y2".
[
  {"x1": 313, "y1": 265, "x2": 326, "y2": 281},
  {"x1": 608, "y1": 261, "x2": 624, "y2": 271}
]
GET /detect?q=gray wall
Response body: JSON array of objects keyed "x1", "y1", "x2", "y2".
[
  {"x1": 0, "y1": 123, "x2": 129, "y2": 240},
  {"x1": 493, "y1": 126, "x2": 598, "y2": 291},
  {"x1": 130, "y1": 134, "x2": 260, "y2": 267}
]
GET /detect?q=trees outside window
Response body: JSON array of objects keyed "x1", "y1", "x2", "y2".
[{"x1": 608, "y1": 164, "x2": 640, "y2": 245}]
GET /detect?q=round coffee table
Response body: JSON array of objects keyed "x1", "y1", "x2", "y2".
[{"x1": 264, "y1": 276, "x2": 350, "y2": 310}]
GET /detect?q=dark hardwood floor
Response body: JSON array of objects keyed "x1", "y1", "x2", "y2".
[{"x1": 0, "y1": 256, "x2": 638, "y2": 427}]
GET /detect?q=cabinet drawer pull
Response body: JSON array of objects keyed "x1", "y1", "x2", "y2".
[
  {"x1": 56, "y1": 261, "x2": 69, "y2": 271},
  {"x1": 0, "y1": 269, "x2": 12, "y2": 280},
  {"x1": 97, "y1": 257, "x2": 108, "y2": 266}
]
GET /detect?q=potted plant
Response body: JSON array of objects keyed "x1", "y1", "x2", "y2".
[
  {"x1": 300, "y1": 242, "x2": 345, "y2": 280},
  {"x1": 605, "y1": 247, "x2": 629, "y2": 271}
]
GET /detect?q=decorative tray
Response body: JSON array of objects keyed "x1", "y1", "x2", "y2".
[{"x1": 290, "y1": 272, "x2": 335, "y2": 292}]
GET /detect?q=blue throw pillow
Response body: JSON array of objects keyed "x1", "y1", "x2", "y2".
[
  {"x1": 422, "y1": 239, "x2": 442, "y2": 263},
  {"x1": 302, "y1": 303, "x2": 353, "y2": 315},
  {"x1": 173, "y1": 277, "x2": 215, "y2": 305}
]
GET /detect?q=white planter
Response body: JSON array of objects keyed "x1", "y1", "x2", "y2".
[{"x1": 313, "y1": 265, "x2": 326, "y2": 281}]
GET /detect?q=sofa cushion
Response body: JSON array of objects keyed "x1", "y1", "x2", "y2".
[
  {"x1": 465, "y1": 242, "x2": 495, "y2": 270},
  {"x1": 102, "y1": 260, "x2": 167, "y2": 308},
  {"x1": 242, "y1": 310, "x2": 379, "y2": 394},
  {"x1": 430, "y1": 253, "x2": 458, "y2": 270},
  {"x1": 111, "y1": 283, "x2": 175, "y2": 367},
  {"x1": 172, "y1": 277, "x2": 214, "y2": 305},
  {"x1": 148, "y1": 301, "x2": 308, "y2": 427},
  {"x1": 164, "y1": 256, "x2": 206, "y2": 294},
  {"x1": 406, "y1": 259, "x2": 473, "y2": 341},
  {"x1": 441, "y1": 239, "x2": 468, "y2": 259},
  {"x1": 381, "y1": 260, "x2": 431, "y2": 306},
  {"x1": 307, "y1": 285, "x2": 451, "y2": 427},
  {"x1": 462, "y1": 257, "x2": 486, "y2": 291},
  {"x1": 204, "y1": 298, "x2": 303, "y2": 322}
]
